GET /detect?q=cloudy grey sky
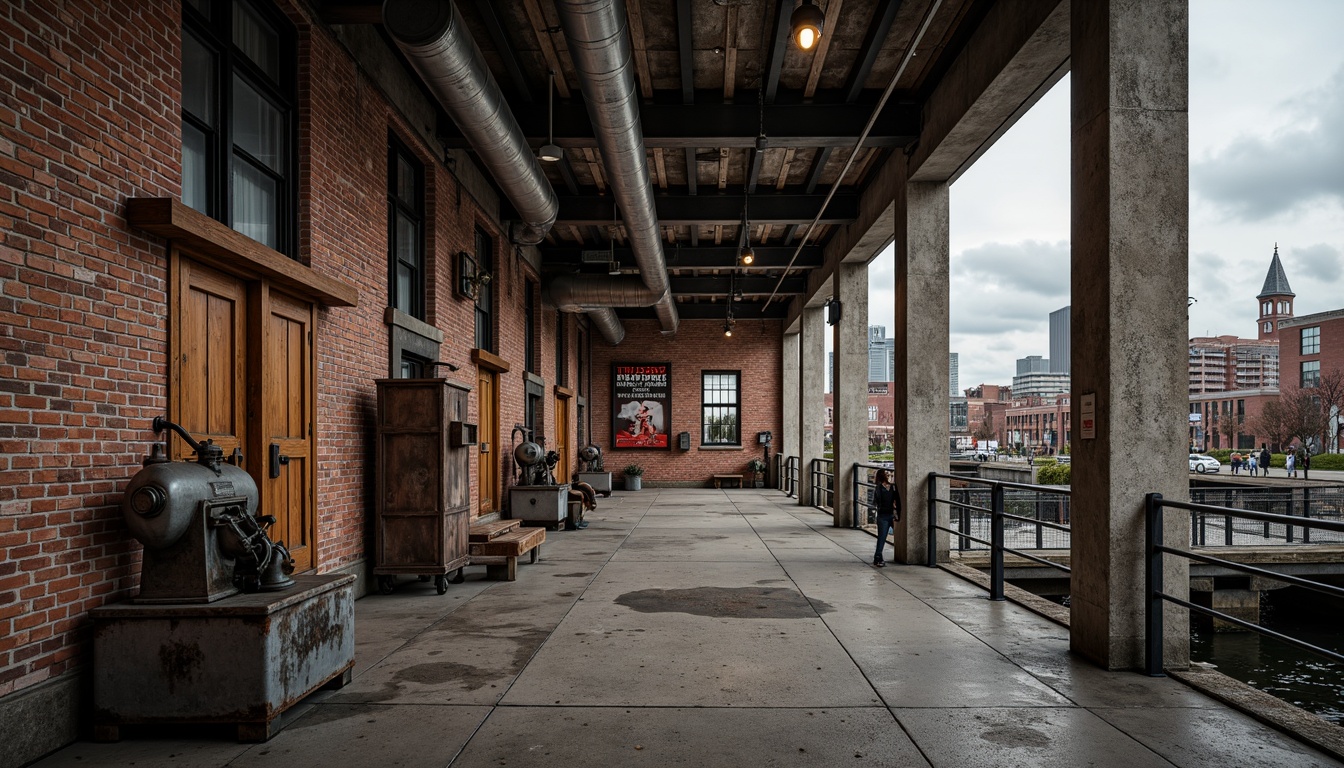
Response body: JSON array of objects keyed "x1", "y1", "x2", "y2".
[{"x1": 861, "y1": 0, "x2": 1344, "y2": 391}]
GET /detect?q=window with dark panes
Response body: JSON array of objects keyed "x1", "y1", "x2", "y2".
[
  {"x1": 474, "y1": 227, "x2": 494, "y2": 352},
  {"x1": 1302, "y1": 360, "x2": 1320, "y2": 388},
  {"x1": 388, "y1": 138, "x2": 424, "y2": 319},
  {"x1": 1302, "y1": 326, "x2": 1320, "y2": 355},
  {"x1": 181, "y1": 0, "x2": 296, "y2": 255},
  {"x1": 577, "y1": 328, "x2": 586, "y2": 394},
  {"x1": 701, "y1": 371, "x2": 741, "y2": 445}
]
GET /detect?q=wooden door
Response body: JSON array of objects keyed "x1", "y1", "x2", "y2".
[
  {"x1": 554, "y1": 394, "x2": 569, "y2": 482},
  {"x1": 174, "y1": 260, "x2": 247, "y2": 461},
  {"x1": 260, "y1": 290, "x2": 315, "y2": 571},
  {"x1": 477, "y1": 370, "x2": 498, "y2": 514}
]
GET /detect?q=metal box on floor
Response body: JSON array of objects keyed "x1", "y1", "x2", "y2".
[
  {"x1": 509, "y1": 484, "x2": 569, "y2": 523},
  {"x1": 90, "y1": 574, "x2": 355, "y2": 742},
  {"x1": 576, "y1": 471, "x2": 612, "y2": 494}
]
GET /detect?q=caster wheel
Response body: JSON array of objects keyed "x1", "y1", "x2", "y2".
[
  {"x1": 378, "y1": 575, "x2": 396, "y2": 595},
  {"x1": 448, "y1": 567, "x2": 465, "y2": 585},
  {"x1": 418, "y1": 575, "x2": 432, "y2": 582},
  {"x1": 435, "y1": 575, "x2": 448, "y2": 595}
]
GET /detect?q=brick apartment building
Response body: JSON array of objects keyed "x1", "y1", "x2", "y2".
[
  {"x1": 0, "y1": 1, "x2": 783, "y2": 753},
  {"x1": 1279, "y1": 308, "x2": 1344, "y2": 452}
]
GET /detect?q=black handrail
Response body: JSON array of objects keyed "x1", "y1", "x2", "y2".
[
  {"x1": 852, "y1": 461, "x2": 893, "y2": 531},
  {"x1": 810, "y1": 458, "x2": 834, "y2": 512},
  {"x1": 1145, "y1": 493, "x2": 1344, "y2": 676},
  {"x1": 926, "y1": 471, "x2": 1072, "y2": 601},
  {"x1": 779, "y1": 455, "x2": 799, "y2": 498}
]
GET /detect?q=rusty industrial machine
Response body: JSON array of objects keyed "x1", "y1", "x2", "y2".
[
  {"x1": 575, "y1": 443, "x2": 612, "y2": 497},
  {"x1": 508, "y1": 425, "x2": 569, "y2": 525},
  {"x1": 121, "y1": 416, "x2": 294, "y2": 602}
]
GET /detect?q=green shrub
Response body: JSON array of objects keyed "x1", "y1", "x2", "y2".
[
  {"x1": 1033, "y1": 457, "x2": 1058, "y2": 467},
  {"x1": 1036, "y1": 463, "x2": 1071, "y2": 485},
  {"x1": 1205, "y1": 449, "x2": 1231, "y2": 462},
  {"x1": 1309, "y1": 453, "x2": 1344, "y2": 471}
]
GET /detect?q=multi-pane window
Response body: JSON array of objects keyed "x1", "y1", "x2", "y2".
[
  {"x1": 702, "y1": 371, "x2": 741, "y2": 445},
  {"x1": 473, "y1": 227, "x2": 494, "y2": 351},
  {"x1": 1302, "y1": 326, "x2": 1320, "y2": 355},
  {"x1": 181, "y1": 0, "x2": 295, "y2": 255},
  {"x1": 868, "y1": 405, "x2": 878, "y2": 422},
  {"x1": 388, "y1": 139, "x2": 424, "y2": 319},
  {"x1": 1302, "y1": 360, "x2": 1321, "y2": 388}
]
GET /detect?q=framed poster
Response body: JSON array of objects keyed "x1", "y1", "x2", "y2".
[{"x1": 612, "y1": 363, "x2": 671, "y2": 449}]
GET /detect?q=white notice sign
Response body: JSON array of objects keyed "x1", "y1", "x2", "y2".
[{"x1": 1080, "y1": 393, "x2": 1096, "y2": 440}]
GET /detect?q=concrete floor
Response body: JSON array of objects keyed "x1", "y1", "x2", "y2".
[{"x1": 33, "y1": 489, "x2": 1343, "y2": 767}]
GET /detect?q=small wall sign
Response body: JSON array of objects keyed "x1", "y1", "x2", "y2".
[{"x1": 1080, "y1": 392, "x2": 1096, "y2": 440}]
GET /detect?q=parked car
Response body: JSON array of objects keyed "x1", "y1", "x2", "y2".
[{"x1": 1189, "y1": 454, "x2": 1221, "y2": 474}]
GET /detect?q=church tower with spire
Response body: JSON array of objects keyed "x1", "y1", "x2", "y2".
[{"x1": 1256, "y1": 244, "x2": 1294, "y2": 341}]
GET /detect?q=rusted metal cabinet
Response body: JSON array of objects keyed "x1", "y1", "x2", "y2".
[{"x1": 374, "y1": 378, "x2": 473, "y2": 594}]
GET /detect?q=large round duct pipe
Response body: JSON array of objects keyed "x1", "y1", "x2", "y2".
[
  {"x1": 584, "y1": 307, "x2": 626, "y2": 346},
  {"x1": 546, "y1": 275, "x2": 667, "y2": 313},
  {"x1": 555, "y1": 0, "x2": 679, "y2": 335},
  {"x1": 384, "y1": 0, "x2": 557, "y2": 245}
]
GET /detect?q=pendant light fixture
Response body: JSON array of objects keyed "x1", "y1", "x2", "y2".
[
  {"x1": 539, "y1": 70, "x2": 563, "y2": 162},
  {"x1": 791, "y1": 1, "x2": 825, "y2": 51}
]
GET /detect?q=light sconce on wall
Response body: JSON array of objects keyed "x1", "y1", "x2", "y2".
[
  {"x1": 824, "y1": 296, "x2": 841, "y2": 326},
  {"x1": 791, "y1": 0, "x2": 825, "y2": 51},
  {"x1": 457, "y1": 251, "x2": 492, "y2": 301}
]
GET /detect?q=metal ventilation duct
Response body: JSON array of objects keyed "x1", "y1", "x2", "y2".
[
  {"x1": 383, "y1": 0, "x2": 557, "y2": 245},
  {"x1": 555, "y1": 0, "x2": 679, "y2": 335}
]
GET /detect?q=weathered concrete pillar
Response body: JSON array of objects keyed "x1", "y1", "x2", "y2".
[
  {"x1": 892, "y1": 179, "x2": 950, "y2": 564},
  {"x1": 781, "y1": 331, "x2": 801, "y2": 490},
  {"x1": 799, "y1": 306, "x2": 826, "y2": 507},
  {"x1": 1071, "y1": 0, "x2": 1190, "y2": 669},
  {"x1": 833, "y1": 262, "x2": 869, "y2": 527}
]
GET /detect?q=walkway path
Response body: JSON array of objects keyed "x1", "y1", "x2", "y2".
[{"x1": 33, "y1": 489, "x2": 1342, "y2": 767}]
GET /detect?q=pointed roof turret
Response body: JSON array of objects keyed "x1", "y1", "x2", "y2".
[{"x1": 1257, "y1": 243, "x2": 1295, "y2": 298}]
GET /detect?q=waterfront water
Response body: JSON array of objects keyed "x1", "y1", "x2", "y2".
[{"x1": 1188, "y1": 587, "x2": 1344, "y2": 725}]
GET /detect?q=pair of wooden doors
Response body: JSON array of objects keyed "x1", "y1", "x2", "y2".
[{"x1": 171, "y1": 256, "x2": 315, "y2": 572}]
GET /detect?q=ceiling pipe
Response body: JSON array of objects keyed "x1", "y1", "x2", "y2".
[
  {"x1": 583, "y1": 307, "x2": 626, "y2": 346},
  {"x1": 383, "y1": 0, "x2": 557, "y2": 245},
  {"x1": 554, "y1": 0, "x2": 680, "y2": 336}
]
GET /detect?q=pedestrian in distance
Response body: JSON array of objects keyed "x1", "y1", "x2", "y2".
[
  {"x1": 871, "y1": 469, "x2": 901, "y2": 567},
  {"x1": 1260, "y1": 445, "x2": 1271, "y2": 477},
  {"x1": 1231, "y1": 452, "x2": 1241, "y2": 475},
  {"x1": 1286, "y1": 451, "x2": 1296, "y2": 478},
  {"x1": 1248, "y1": 453, "x2": 1258, "y2": 476}
]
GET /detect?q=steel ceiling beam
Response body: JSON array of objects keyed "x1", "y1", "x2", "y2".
[
  {"x1": 762, "y1": 0, "x2": 792, "y2": 104},
  {"x1": 439, "y1": 94, "x2": 920, "y2": 149},
  {"x1": 670, "y1": 276, "x2": 806, "y2": 296},
  {"x1": 844, "y1": 0, "x2": 904, "y2": 102},
  {"x1": 619, "y1": 301, "x2": 789, "y2": 320},
  {"x1": 470, "y1": 0, "x2": 533, "y2": 103},
  {"x1": 545, "y1": 245, "x2": 824, "y2": 270},
  {"x1": 529, "y1": 191, "x2": 859, "y2": 226}
]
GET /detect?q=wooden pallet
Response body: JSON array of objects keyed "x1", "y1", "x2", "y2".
[
  {"x1": 469, "y1": 519, "x2": 521, "y2": 542},
  {"x1": 469, "y1": 527, "x2": 544, "y2": 581}
]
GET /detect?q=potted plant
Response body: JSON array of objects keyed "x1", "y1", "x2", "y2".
[
  {"x1": 747, "y1": 458, "x2": 767, "y2": 488},
  {"x1": 623, "y1": 463, "x2": 644, "y2": 491}
]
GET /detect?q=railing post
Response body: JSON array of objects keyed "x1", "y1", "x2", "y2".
[
  {"x1": 851, "y1": 463, "x2": 859, "y2": 529},
  {"x1": 1302, "y1": 486, "x2": 1311, "y2": 544},
  {"x1": 989, "y1": 482, "x2": 1005, "y2": 602},
  {"x1": 1145, "y1": 492, "x2": 1166, "y2": 677},
  {"x1": 1034, "y1": 493, "x2": 1044, "y2": 550},
  {"x1": 926, "y1": 472, "x2": 937, "y2": 568},
  {"x1": 960, "y1": 506, "x2": 969, "y2": 551}
]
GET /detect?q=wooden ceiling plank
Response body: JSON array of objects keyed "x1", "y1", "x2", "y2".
[
  {"x1": 626, "y1": 0, "x2": 654, "y2": 100},
  {"x1": 723, "y1": 6, "x2": 739, "y2": 101},
  {"x1": 776, "y1": 146, "x2": 797, "y2": 190},
  {"x1": 521, "y1": 0, "x2": 570, "y2": 98},
  {"x1": 804, "y1": 0, "x2": 845, "y2": 98}
]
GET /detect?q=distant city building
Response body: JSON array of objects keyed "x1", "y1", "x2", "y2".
[
  {"x1": 1279, "y1": 308, "x2": 1344, "y2": 453},
  {"x1": 1016, "y1": 355, "x2": 1051, "y2": 375},
  {"x1": 949, "y1": 352, "x2": 960, "y2": 397},
  {"x1": 827, "y1": 351, "x2": 833, "y2": 393},
  {"x1": 1257, "y1": 244, "x2": 1294, "y2": 341},
  {"x1": 1011, "y1": 371, "x2": 1071, "y2": 400},
  {"x1": 1188, "y1": 336, "x2": 1279, "y2": 394},
  {"x1": 1049, "y1": 306, "x2": 1070, "y2": 373},
  {"x1": 1001, "y1": 395, "x2": 1071, "y2": 455},
  {"x1": 868, "y1": 326, "x2": 895, "y2": 382}
]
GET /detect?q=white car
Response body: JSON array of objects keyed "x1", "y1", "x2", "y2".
[{"x1": 1189, "y1": 454, "x2": 1221, "y2": 474}]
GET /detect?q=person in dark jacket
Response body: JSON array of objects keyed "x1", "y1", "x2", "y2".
[
  {"x1": 1259, "y1": 445, "x2": 1271, "y2": 477},
  {"x1": 871, "y1": 469, "x2": 901, "y2": 567}
]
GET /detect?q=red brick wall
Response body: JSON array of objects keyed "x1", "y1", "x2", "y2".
[{"x1": 590, "y1": 319, "x2": 783, "y2": 485}]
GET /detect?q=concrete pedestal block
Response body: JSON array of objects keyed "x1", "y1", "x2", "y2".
[
  {"x1": 576, "y1": 471, "x2": 612, "y2": 494},
  {"x1": 509, "y1": 484, "x2": 570, "y2": 523},
  {"x1": 90, "y1": 574, "x2": 356, "y2": 742}
]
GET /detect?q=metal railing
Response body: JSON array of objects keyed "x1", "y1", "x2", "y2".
[
  {"x1": 1144, "y1": 493, "x2": 1344, "y2": 676},
  {"x1": 779, "y1": 455, "x2": 799, "y2": 498},
  {"x1": 810, "y1": 458, "x2": 834, "y2": 512},
  {"x1": 852, "y1": 462, "x2": 891, "y2": 530},
  {"x1": 927, "y1": 472, "x2": 1072, "y2": 601},
  {"x1": 1188, "y1": 486, "x2": 1344, "y2": 545}
]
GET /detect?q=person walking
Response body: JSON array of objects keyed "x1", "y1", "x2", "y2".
[
  {"x1": 1260, "y1": 445, "x2": 1271, "y2": 477},
  {"x1": 1286, "y1": 451, "x2": 1296, "y2": 478},
  {"x1": 871, "y1": 469, "x2": 901, "y2": 567},
  {"x1": 1231, "y1": 452, "x2": 1241, "y2": 475},
  {"x1": 1248, "y1": 452, "x2": 1258, "y2": 476}
]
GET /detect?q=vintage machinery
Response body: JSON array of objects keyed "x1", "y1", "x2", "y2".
[
  {"x1": 122, "y1": 417, "x2": 294, "y2": 603},
  {"x1": 509, "y1": 425, "x2": 570, "y2": 525},
  {"x1": 575, "y1": 443, "x2": 612, "y2": 497}
]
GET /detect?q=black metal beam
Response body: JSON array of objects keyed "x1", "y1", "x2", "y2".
[
  {"x1": 677, "y1": 0, "x2": 695, "y2": 105},
  {"x1": 470, "y1": 0, "x2": 532, "y2": 103},
  {"x1": 804, "y1": 147, "x2": 832, "y2": 193},
  {"x1": 318, "y1": 0, "x2": 381, "y2": 24},
  {"x1": 544, "y1": 245, "x2": 824, "y2": 270},
  {"x1": 670, "y1": 276, "x2": 806, "y2": 296},
  {"x1": 556, "y1": 155, "x2": 580, "y2": 195},
  {"x1": 762, "y1": 0, "x2": 792, "y2": 104},
  {"x1": 438, "y1": 95, "x2": 920, "y2": 149},
  {"x1": 619, "y1": 301, "x2": 789, "y2": 320},
  {"x1": 534, "y1": 191, "x2": 859, "y2": 226},
  {"x1": 843, "y1": 0, "x2": 904, "y2": 102}
]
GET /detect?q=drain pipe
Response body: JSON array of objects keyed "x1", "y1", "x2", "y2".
[
  {"x1": 555, "y1": 0, "x2": 679, "y2": 335},
  {"x1": 383, "y1": 0, "x2": 557, "y2": 245}
]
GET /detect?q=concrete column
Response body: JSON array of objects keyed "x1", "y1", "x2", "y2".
[
  {"x1": 799, "y1": 306, "x2": 826, "y2": 507},
  {"x1": 781, "y1": 331, "x2": 800, "y2": 488},
  {"x1": 892, "y1": 179, "x2": 950, "y2": 564},
  {"x1": 1071, "y1": 0, "x2": 1189, "y2": 670},
  {"x1": 833, "y1": 262, "x2": 869, "y2": 527}
]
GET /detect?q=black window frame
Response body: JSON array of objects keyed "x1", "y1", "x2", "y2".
[
  {"x1": 1301, "y1": 326, "x2": 1320, "y2": 355},
  {"x1": 473, "y1": 227, "x2": 495, "y2": 352},
  {"x1": 701, "y1": 370, "x2": 742, "y2": 446},
  {"x1": 1302, "y1": 360, "x2": 1321, "y2": 388},
  {"x1": 555, "y1": 310, "x2": 566, "y2": 385},
  {"x1": 388, "y1": 136, "x2": 425, "y2": 319},
  {"x1": 181, "y1": 0, "x2": 298, "y2": 257}
]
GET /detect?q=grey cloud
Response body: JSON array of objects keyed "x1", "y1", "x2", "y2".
[
  {"x1": 1293, "y1": 243, "x2": 1342, "y2": 283},
  {"x1": 1192, "y1": 67, "x2": 1344, "y2": 219},
  {"x1": 952, "y1": 240, "x2": 1071, "y2": 296}
]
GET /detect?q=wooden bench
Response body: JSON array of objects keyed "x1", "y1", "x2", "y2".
[
  {"x1": 468, "y1": 526, "x2": 544, "y2": 581},
  {"x1": 712, "y1": 474, "x2": 743, "y2": 489},
  {"x1": 469, "y1": 519, "x2": 521, "y2": 542}
]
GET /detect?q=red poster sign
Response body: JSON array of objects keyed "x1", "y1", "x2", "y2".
[{"x1": 612, "y1": 363, "x2": 671, "y2": 449}]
